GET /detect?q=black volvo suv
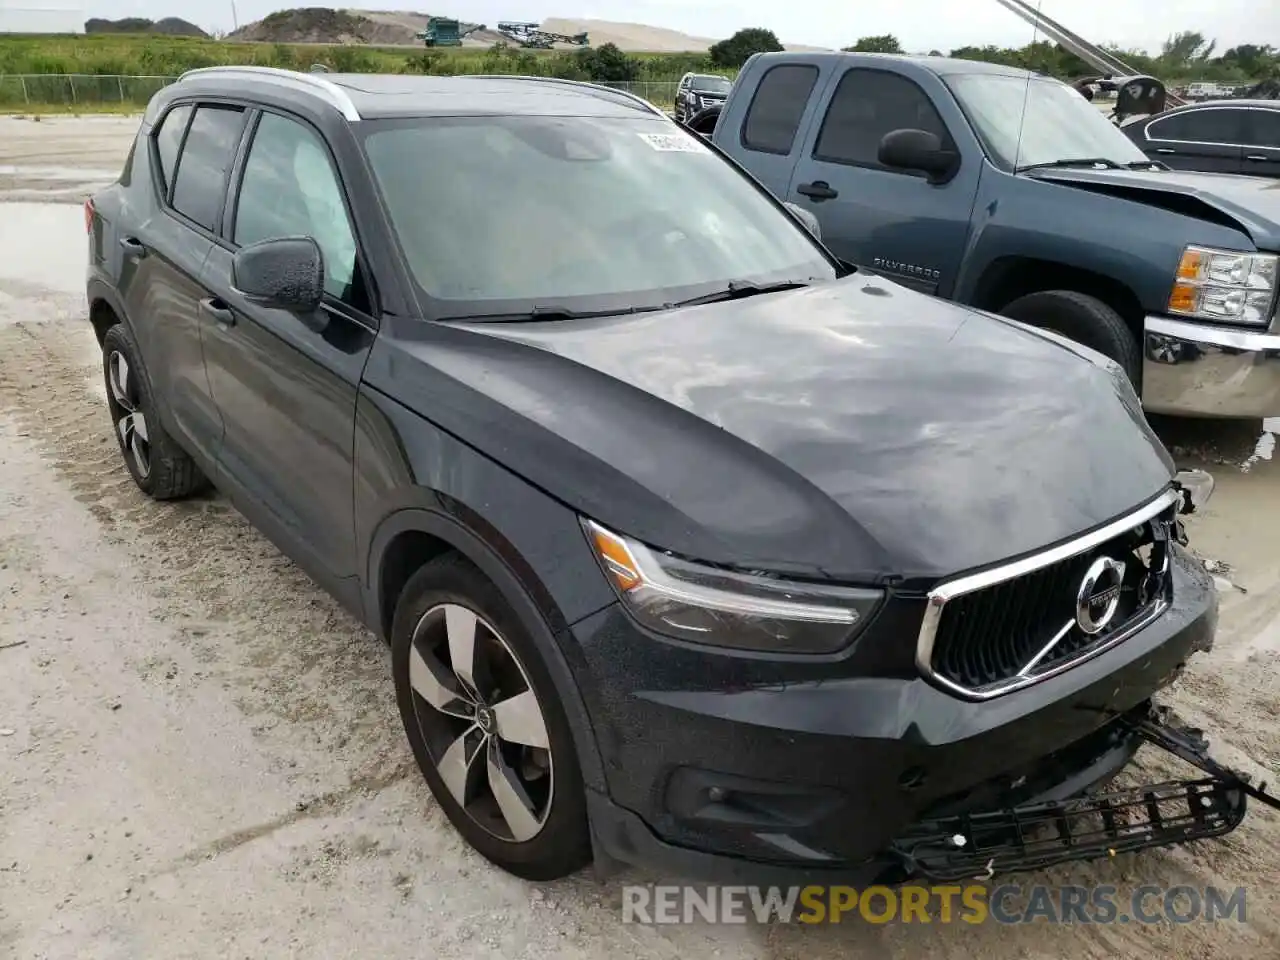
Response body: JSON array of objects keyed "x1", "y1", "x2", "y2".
[{"x1": 85, "y1": 66, "x2": 1272, "y2": 884}]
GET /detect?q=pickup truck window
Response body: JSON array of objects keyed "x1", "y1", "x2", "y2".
[
  {"x1": 945, "y1": 74, "x2": 1148, "y2": 171},
  {"x1": 361, "y1": 115, "x2": 836, "y2": 316},
  {"x1": 742, "y1": 64, "x2": 820, "y2": 155},
  {"x1": 814, "y1": 69, "x2": 953, "y2": 171},
  {"x1": 1148, "y1": 108, "x2": 1246, "y2": 145}
]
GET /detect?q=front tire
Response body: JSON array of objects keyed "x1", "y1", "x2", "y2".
[
  {"x1": 101, "y1": 323, "x2": 207, "y2": 500},
  {"x1": 391, "y1": 554, "x2": 592, "y2": 881},
  {"x1": 999, "y1": 290, "x2": 1143, "y2": 386}
]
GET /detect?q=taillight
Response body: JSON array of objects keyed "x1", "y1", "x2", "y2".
[{"x1": 84, "y1": 198, "x2": 94, "y2": 234}]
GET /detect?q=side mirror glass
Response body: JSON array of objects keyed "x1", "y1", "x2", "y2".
[
  {"x1": 232, "y1": 236, "x2": 324, "y2": 313},
  {"x1": 878, "y1": 128, "x2": 959, "y2": 183},
  {"x1": 783, "y1": 201, "x2": 821, "y2": 240}
]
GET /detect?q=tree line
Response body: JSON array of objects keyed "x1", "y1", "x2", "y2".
[{"x1": 707, "y1": 29, "x2": 1279, "y2": 84}]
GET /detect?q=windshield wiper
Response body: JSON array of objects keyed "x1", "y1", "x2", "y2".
[
  {"x1": 1016, "y1": 157, "x2": 1125, "y2": 173},
  {"x1": 667, "y1": 279, "x2": 812, "y2": 309},
  {"x1": 438, "y1": 304, "x2": 661, "y2": 323}
]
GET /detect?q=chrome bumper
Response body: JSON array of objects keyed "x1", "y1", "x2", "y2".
[{"x1": 1142, "y1": 315, "x2": 1280, "y2": 419}]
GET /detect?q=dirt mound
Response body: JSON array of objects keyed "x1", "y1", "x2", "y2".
[
  {"x1": 84, "y1": 17, "x2": 209, "y2": 38},
  {"x1": 229, "y1": 8, "x2": 385, "y2": 44}
]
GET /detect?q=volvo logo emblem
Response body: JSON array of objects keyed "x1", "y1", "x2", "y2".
[{"x1": 1076, "y1": 557, "x2": 1127, "y2": 635}]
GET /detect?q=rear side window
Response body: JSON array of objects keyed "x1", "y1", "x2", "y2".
[
  {"x1": 171, "y1": 104, "x2": 247, "y2": 231},
  {"x1": 1148, "y1": 109, "x2": 1245, "y2": 144},
  {"x1": 1245, "y1": 109, "x2": 1280, "y2": 148},
  {"x1": 153, "y1": 103, "x2": 191, "y2": 194},
  {"x1": 814, "y1": 69, "x2": 952, "y2": 170},
  {"x1": 742, "y1": 64, "x2": 819, "y2": 155}
]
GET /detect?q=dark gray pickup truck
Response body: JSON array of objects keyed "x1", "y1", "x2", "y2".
[{"x1": 696, "y1": 52, "x2": 1280, "y2": 419}]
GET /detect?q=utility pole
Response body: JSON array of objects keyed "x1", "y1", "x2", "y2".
[{"x1": 230, "y1": 0, "x2": 239, "y2": 31}]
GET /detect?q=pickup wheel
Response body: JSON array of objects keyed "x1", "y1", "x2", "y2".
[{"x1": 999, "y1": 290, "x2": 1142, "y2": 386}]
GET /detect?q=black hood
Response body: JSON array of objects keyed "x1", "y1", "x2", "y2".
[
  {"x1": 370, "y1": 275, "x2": 1174, "y2": 586},
  {"x1": 1027, "y1": 166, "x2": 1280, "y2": 250}
]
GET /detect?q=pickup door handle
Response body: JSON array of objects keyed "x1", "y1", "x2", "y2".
[
  {"x1": 198, "y1": 297, "x2": 236, "y2": 328},
  {"x1": 118, "y1": 236, "x2": 147, "y2": 258},
  {"x1": 1153, "y1": 148, "x2": 1176, "y2": 154},
  {"x1": 796, "y1": 181, "x2": 839, "y2": 201},
  {"x1": 1245, "y1": 154, "x2": 1268, "y2": 162}
]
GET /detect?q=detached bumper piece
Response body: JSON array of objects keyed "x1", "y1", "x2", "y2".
[
  {"x1": 891, "y1": 706, "x2": 1278, "y2": 883},
  {"x1": 1142, "y1": 315, "x2": 1280, "y2": 419}
]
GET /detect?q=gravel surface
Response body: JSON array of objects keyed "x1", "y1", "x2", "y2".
[{"x1": 2, "y1": 115, "x2": 1279, "y2": 959}]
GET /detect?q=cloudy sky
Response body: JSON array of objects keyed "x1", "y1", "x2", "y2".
[{"x1": 15, "y1": 0, "x2": 1280, "y2": 54}]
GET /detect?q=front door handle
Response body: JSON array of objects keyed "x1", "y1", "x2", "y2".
[
  {"x1": 796, "y1": 180, "x2": 839, "y2": 201},
  {"x1": 1153, "y1": 148, "x2": 1176, "y2": 154},
  {"x1": 118, "y1": 236, "x2": 148, "y2": 258},
  {"x1": 198, "y1": 297, "x2": 236, "y2": 327},
  {"x1": 1245, "y1": 154, "x2": 1268, "y2": 162}
]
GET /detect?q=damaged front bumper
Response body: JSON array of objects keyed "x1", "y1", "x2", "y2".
[{"x1": 891, "y1": 703, "x2": 1279, "y2": 882}]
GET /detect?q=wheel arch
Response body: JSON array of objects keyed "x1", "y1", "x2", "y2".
[
  {"x1": 366, "y1": 502, "x2": 608, "y2": 795},
  {"x1": 970, "y1": 256, "x2": 1146, "y2": 338},
  {"x1": 86, "y1": 279, "x2": 133, "y2": 345}
]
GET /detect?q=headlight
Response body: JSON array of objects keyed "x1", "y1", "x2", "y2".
[
  {"x1": 583, "y1": 520, "x2": 883, "y2": 654},
  {"x1": 1168, "y1": 245, "x2": 1277, "y2": 326}
]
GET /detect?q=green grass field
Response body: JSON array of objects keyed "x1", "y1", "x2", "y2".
[{"x1": 0, "y1": 33, "x2": 710, "y2": 109}]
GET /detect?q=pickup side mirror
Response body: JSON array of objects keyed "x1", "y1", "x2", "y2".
[
  {"x1": 783, "y1": 202, "x2": 821, "y2": 240},
  {"x1": 878, "y1": 128, "x2": 959, "y2": 184},
  {"x1": 232, "y1": 236, "x2": 325, "y2": 313}
]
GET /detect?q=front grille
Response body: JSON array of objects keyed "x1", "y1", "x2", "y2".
[{"x1": 920, "y1": 493, "x2": 1180, "y2": 698}]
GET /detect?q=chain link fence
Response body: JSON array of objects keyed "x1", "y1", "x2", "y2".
[
  {"x1": 0, "y1": 74, "x2": 681, "y2": 113},
  {"x1": 0, "y1": 74, "x2": 176, "y2": 109}
]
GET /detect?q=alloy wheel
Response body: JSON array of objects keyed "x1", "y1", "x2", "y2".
[
  {"x1": 107, "y1": 350, "x2": 150, "y2": 479},
  {"x1": 407, "y1": 603, "x2": 554, "y2": 842}
]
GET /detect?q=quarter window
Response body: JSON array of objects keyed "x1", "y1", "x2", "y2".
[
  {"x1": 742, "y1": 64, "x2": 819, "y2": 155},
  {"x1": 234, "y1": 111, "x2": 363, "y2": 309},
  {"x1": 171, "y1": 104, "x2": 247, "y2": 231},
  {"x1": 815, "y1": 69, "x2": 952, "y2": 170},
  {"x1": 153, "y1": 103, "x2": 191, "y2": 195},
  {"x1": 1148, "y1": 109, "x2": 1246, "y2": 144}
]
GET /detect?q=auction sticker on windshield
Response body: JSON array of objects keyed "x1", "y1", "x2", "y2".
[{"x1": 637, "y1": 132, "x2": 708, "y2": 153}]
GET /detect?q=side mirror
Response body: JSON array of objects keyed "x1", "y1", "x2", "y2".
[
  {"x1": 783, "y1": 202, "x2": 821, "y2": 240},
  {"x1": 878, "y1": 128, "x2": 959, "y2": 183},
  {"x1": 232, "y1": 236, "x2": 324, "y2": 313}
]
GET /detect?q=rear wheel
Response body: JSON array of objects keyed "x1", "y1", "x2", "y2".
[
  {"x1": 999, "y1": 290, "x2": 1142, "y2": 386},
  {"x1": 391, "y1": 554, "x2": 592, "y2": 881},
  {"x1": 101, "y1": 323, "x2": 207, "y2": 500}
]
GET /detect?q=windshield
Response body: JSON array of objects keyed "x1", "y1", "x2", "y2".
[
  {"x1": 944, "y1": 74, "x2": 1151, "y2": 171},
  {"x1": 360, "y1": 115, "x2": 834, "y2": 318},
  {"x1": 691, "y1": 76, "x2": 732, "y2": 94}
]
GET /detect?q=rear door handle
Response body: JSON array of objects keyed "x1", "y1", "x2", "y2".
[
  {"x1": 198, "y1": 297, "x2": 236, "y2": 328},
  {"x1": 796, "y1": 180, "x2": 839, "y2": 201},
  {"x1": 118, "y1": 236, "x2": 147, "y2": 258},
  {"x1": 1245, "y1": 154, "x2": 1268, "y2": 162},
  {"x1": 1153, "y1": 148, "x2": 1176, "y2": 154}
]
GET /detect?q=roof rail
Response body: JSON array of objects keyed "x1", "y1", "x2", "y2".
[
  {"x1": 459, "y1": 74, "x2": 668, "y2": 118},
  {"x1": 176, "y1": 65, "x2": 362, "y2": 121}
]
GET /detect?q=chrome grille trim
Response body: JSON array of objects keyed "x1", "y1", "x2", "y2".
[{"x1": 916, "y1": 487, "x2": 1182, "y2": 701}]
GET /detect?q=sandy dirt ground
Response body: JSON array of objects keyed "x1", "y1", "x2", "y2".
[{"x1": 2, "y1": 115, "x2": 1280, "y2": 959}]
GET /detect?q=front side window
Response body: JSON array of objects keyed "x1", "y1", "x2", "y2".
[
  {"x1": 171, "y1": 104, "x2": 246, "y2": 230},
  {"x1": 234, "y1": 111, "x2": 361, "y2": 307},
  {"x1": 1149, "y1": 109, "x2": 1246, "y2": 144},
  {"x1": 945, "y1": 74, "x2": 1149, "y2": 170},
  {"x1": 1246, "y1": 109, "x2": 1280, "y2": 149},
  {"x1": 815, "y1": 69, "x2": 953, "y2": 170},
  {"x1": 742, "y1": 64, "x2": 819, "y2": 155},
  {"x1": 360, "y1": 115, "x2": 835, "y2": 316}
]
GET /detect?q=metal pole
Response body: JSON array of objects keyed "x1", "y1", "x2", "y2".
[
  {"x1": 69, "y1": 75, "x2": 76, "y2": 104},
  {"x1": 118, "y1": 76, "x2": 124, "y2": 103},
  {"x1": 21, "y1": 76, "x2": 29, "y2": 104}
]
